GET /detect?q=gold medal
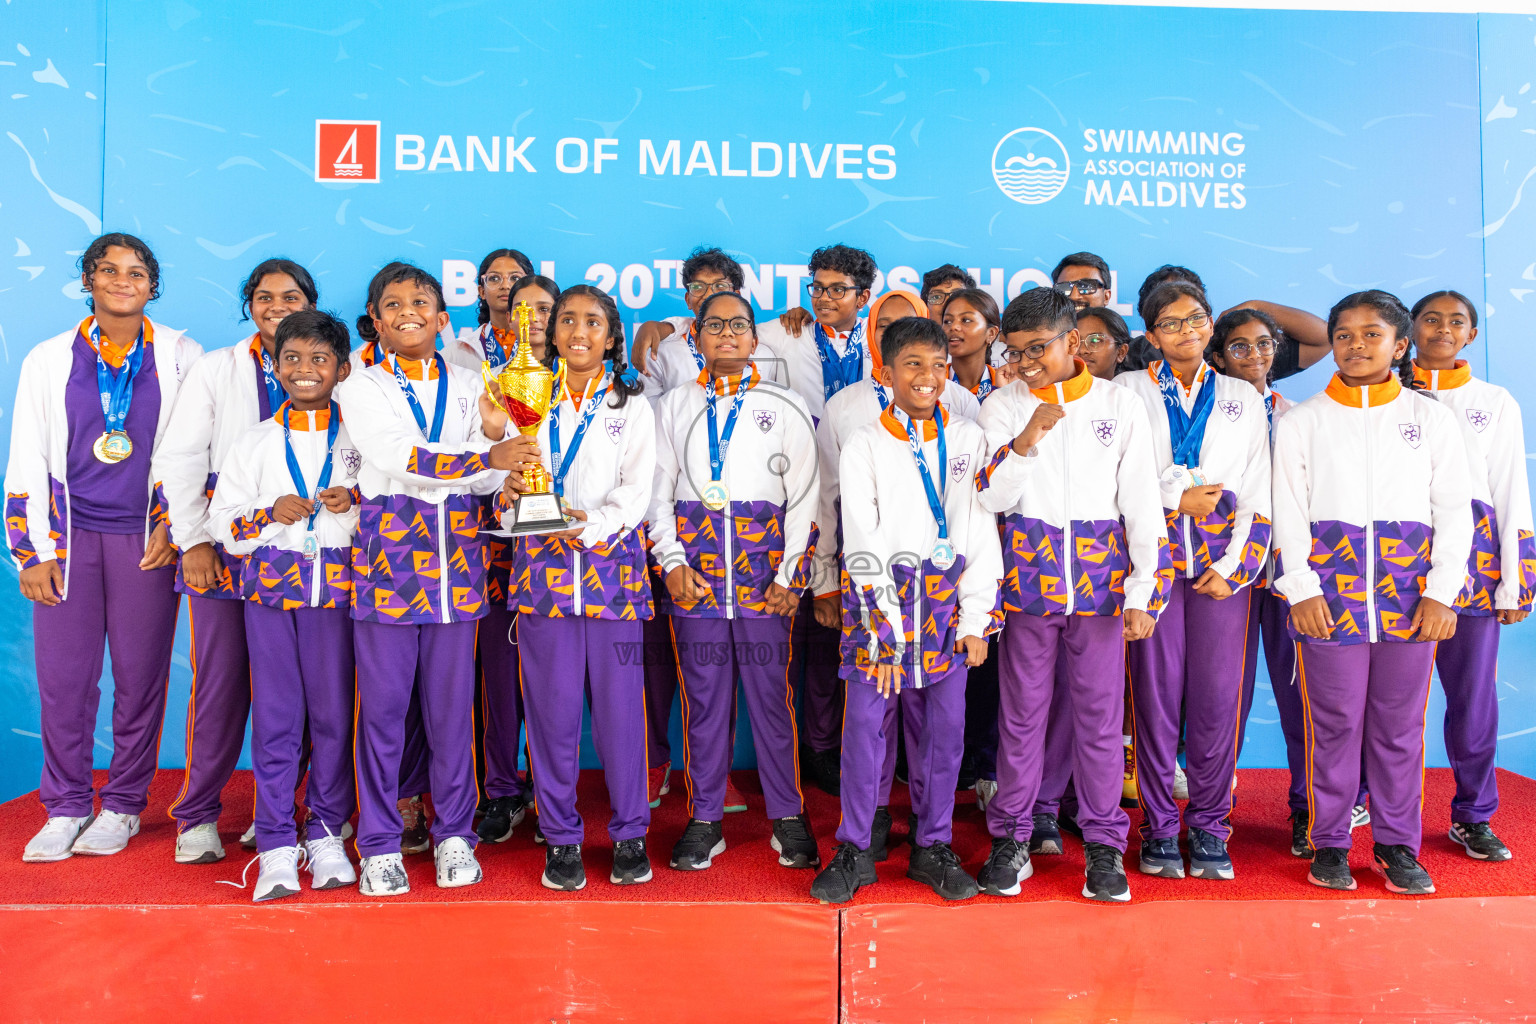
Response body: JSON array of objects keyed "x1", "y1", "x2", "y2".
[
  {"x1": 92, "y1": 430, "x2": 133, "y2": 464},
  {"x1": 701, "y1": 480, "x2": 730, "y2": 511}
]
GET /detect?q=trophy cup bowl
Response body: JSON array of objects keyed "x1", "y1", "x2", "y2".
[{"x1": 483, "y1": 330, "x2": 573, "y2": 536}]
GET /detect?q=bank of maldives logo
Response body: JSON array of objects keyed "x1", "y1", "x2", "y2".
[
  {"x1": 991, "y1": 127, "x2": 1070, "y2": 205},
  {"x1": 315, "y1": 120, "x2": 380, "y2": 183}
]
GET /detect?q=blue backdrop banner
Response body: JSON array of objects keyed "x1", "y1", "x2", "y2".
[{"x1": 0, "y1": 0, "x2": 1530, "y2": 799}]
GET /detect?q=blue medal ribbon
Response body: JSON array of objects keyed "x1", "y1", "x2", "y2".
[
  {"x1": 389, "y1": 353, "x2": 449, "y2": 443},
  {"x1": 814, "y1": 321, "x2": 865, "y2": 402},
  {"x1": 548, "y1": 372, "x2": 612, "y2": 499},
  {"x1": 1264, "y1": 391, "x2": 1275, "y2": 432},
  {"x1": 683, "y1": 322, "x2": 705, "y2": 372},
  {"x1": 896, "y1": 407, "x2": 949, "y2": 545},
  {"x1": 1156, "y1": 360, "x2": 1217, "y2": 468},
  {"x1": 256, "y1": 345, "x2": 286, "y2": 421},
  {"x1": 871, "y1": 377, "x2": 891, "y2": 412},
  {"x1": 705, "y1": 366, "x2": 754, "y2": 483},
  {"x1": 280, "y1": 400, "x2": 340, "y2": 532},
  {"x1": 482, "y1": 324, "x2": 509, "y2": 369},
  {"x1": 91, "y1": 320, "x2": 146, "y2": 435}
]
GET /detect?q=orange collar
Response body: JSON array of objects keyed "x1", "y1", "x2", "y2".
[
  {"x1": 277, "y1": 401, "x2": 333, "y2": 431},
  {"x1": 864, "y1": 290, "x2": 925, "y2": 373},
  {"x1": 559, "y1": 370, "x2": 608, "y2": 409},
  {"x1": 1412, "y1": 359, "x2": 1472, "y2": 391},
  {"x1": 697, "y1": 363, "x2": 758, "y2": 394},
  {"x1": 880, "y1": 403, "x2": 949, "y2": 442},
  {"x1": 1325, "y1": 373, "x2": 1402, "y2": 408},
  {"x1": 359, "y1": 339, "x2": 384, "y2": 367},
  {"x1": 80, "y1": 316, "x2": 151, "y2": 369},
  {"x1": 385, "y1": 353, "x2": 439, "y2": 381},
  {"x1": 1147, "y1": 359, "x2": 1207, "y2": 395},
  {"x1": 1030, "y1": 360, "x2": 1094, "y2": 403}
]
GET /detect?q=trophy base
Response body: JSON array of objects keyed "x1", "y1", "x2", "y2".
[{"x1": 503, "y1": 491, "x2": 574, "y2": 537}]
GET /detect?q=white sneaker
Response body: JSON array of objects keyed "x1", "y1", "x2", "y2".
[
  {"x1": 1350, "y1": 803, "x2": 1371, "y2": 831},
  {"x1": 240, "y1": 822, "x2": 257, "y2": 850},
  {"x1": 305, "y1": 829, "x2": 357, "y2": 890},
  {"x1": 1173, "y1": 765, "x2": 1189, "y2": 801},
  {"x1": 175, "y1": 822, "x2": 227, "y2": 864},
  {"x1": 359, "y1": 853, "x2": 410, "y2": 896},
  {"x1": 253, "y1": 846, "x2": 305, "y2": 903},
  {"x1": 71, "y1": 810, "x2": 140, "y2": 856},
  {"x1": 23, "y1": 815, "x2": 94, "y2": 863},
  {"x1": 976, "y1": 778, "x2": 999, "y2": 813},
  {"x1": 435, "y1": 836, "x2": 483, "y2": 889}
]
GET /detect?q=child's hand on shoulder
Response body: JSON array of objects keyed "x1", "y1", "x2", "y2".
[
  {"x1": 1122, "y1": 608, "x2": 1155, "y2": 641},
  {"x1": 272, "y1": 494, "x2": 314, "y2": 526},
  {"x1": 956, "y1": 634, "x2": 988, "y2": 667},
  {"x1": 318, "y1": 486, "x2": 353, "y2": 514}
]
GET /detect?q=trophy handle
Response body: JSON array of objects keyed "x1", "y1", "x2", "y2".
[{"x1": 480, "y1": 361, "x2": 502, "y2": 401}]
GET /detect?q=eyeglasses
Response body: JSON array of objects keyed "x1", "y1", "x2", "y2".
[
  {"x1": 1002, "y1": 326, "x2": 1072, "y2": 363},
  {"x1": 701, "y1": 316, "x2": 753, "y2": 336},
  {"x1": 481, "y1": 272, "x2": 525, "y2": 287},
  {"x1": 925, "y1": 287, "x2": 962, "y2": 306},
  {"x1": 1053, "y1": 279, "x2": 1105, "y2": 297},
  {"x1": 1080, "y1": 332, "x2": 1117, "y2": 350},
  {"x1": 1225, "y1": 339, "x2": 1275, "y2": 359},
  {"x1": 806, "y1": 282, "x2": 860, "y2": 300},
  {"x1": 686, "y1": 280, "x2": 735, "y2": 297},
  {"x1": 1152, "y1": 311, "x2": 1211, "y2": 335}
]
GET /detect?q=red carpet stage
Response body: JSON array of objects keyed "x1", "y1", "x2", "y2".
[{"x1": 3, "y1": 769, "x2": 1535, "y2": 1022}]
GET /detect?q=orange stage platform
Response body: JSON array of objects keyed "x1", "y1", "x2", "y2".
[{"x1": 3, "y1": 768, "x2": 1535, "y2": 1022}]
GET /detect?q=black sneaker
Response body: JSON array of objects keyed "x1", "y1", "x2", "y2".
[
  {"x1": 1138, "y1": 835, "x2": 1184, "y2": 878},
  {"x1": 1028, "y1": 813, "x2": 1062, "y2": 856},
  {"x1": 1308, "y1": 846, "x2": 1356, "y2": 890},
  {"x1": 541, "y1": 843, "x2": 585, "y2": 891},
  {"x1": 1057, "y1": 808, "x2": 1084, "y2": 840},
  {"x1": 474, "y1": 795, "x2": 526, "y2": 843},
  {"x1": 907, "y1": 841, "x2": 979, "y2": 901},
  {"x1": 772, "y1": 814, "x2": 820, "y2": 869},
  {"x1": 1289, "y1": 810, "x2": 1312, "y2": 858},
  {"x1": 533, "y1": 820, "x2": 546, "y2": 845},
  {"x1": 803, "y1": 747, "x2": 841, "y2": 796},
  {"x1": 871, "y1": 805, "x2": 894, "y2": 863},
  {"x1": 978, "y1": 836, "x2": 1032, "y2": 896},
  {"x1": 1188, "y1": 827, "x2": 1234, "y2": 880},
  {"x1": 810, "y1": 842, "x2": 875, "y2": 904},
  {"x1": 1373, "y1": 843, "x2": 1435, "y2": 895},
  {"x1": 610, "y1": 837, "x2": 652, "y2": 885},
  {"x1": 670, "y1": 819, "x2": 725, "y2": 871},
  {"x1": 1449, "y1": 821, "x2": 1512, "y2": 862},
  {"x1": 1083, "y1": 842, "x2": 1131, "y2": 902}
]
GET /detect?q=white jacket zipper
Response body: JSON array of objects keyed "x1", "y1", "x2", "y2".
[
  {"x1": 1362, "y1": 386, "x2": 1377, "y2": 642},
  {"x1": 1057, "y1": 383, "x2": 1076, "y2": 615}
]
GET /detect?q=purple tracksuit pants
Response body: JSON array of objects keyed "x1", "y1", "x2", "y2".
[
  {"x1": 517, "y1": 614, "x2": 649, "y2": 846},
  {"x1": 1436, "y1": 614, "x2": 1502, "y2": 823},
  {"x1": 353, "y1": 618, "x2": 480, "y2": 859},
  {"x1": 244, "y1": 602, "x2": 355, "y2": 852},
  {"x1": 33, "y1": 529, "x2": 179, "y2": 818},
  {"x1": 791, "y1": 593, "x2": 843, "y2": 754},
  {"x1": 1128, "y1": 579, "x2": 1250, "y2": 841},
  {"x1": 643, "y1": 577, "x2": 680, "y2": 765},
  {"x1": 672, "y1": 614, "x2": 803, "y2": 822},
  {"x1": 478, "y1": 604, "x2": 526, "y2": 802},
  {"x1": 1239, "y1": 586, "x2": 1305, "y2": 812},
  {"x1": 989, "y1": 612, "x2": 1130, "y2": 851},
  {"x1": 1032, "y1": 662, "x2": 1078, "y2": 817},
  {"x1": 839, "y1": 660, "x2": 965, "y2": 849},
  {"x1": 167, "y1": 593, "x2": 250, "y2": 831},
  {"x1": 1297, "y1": 639, "x2": 1436, "y2": 851}
]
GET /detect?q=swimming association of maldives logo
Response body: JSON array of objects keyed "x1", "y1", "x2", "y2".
[
  {"x1": 314, "y1": 120, "x2": 380, "y2": 183},
  {"x1": 991, "y1": 127, "x2": 1070, "y2": 205}
]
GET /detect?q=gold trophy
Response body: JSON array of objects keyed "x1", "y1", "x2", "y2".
[{"x1": 483, "y1": 301, "x2": 572, "y2": 536}]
